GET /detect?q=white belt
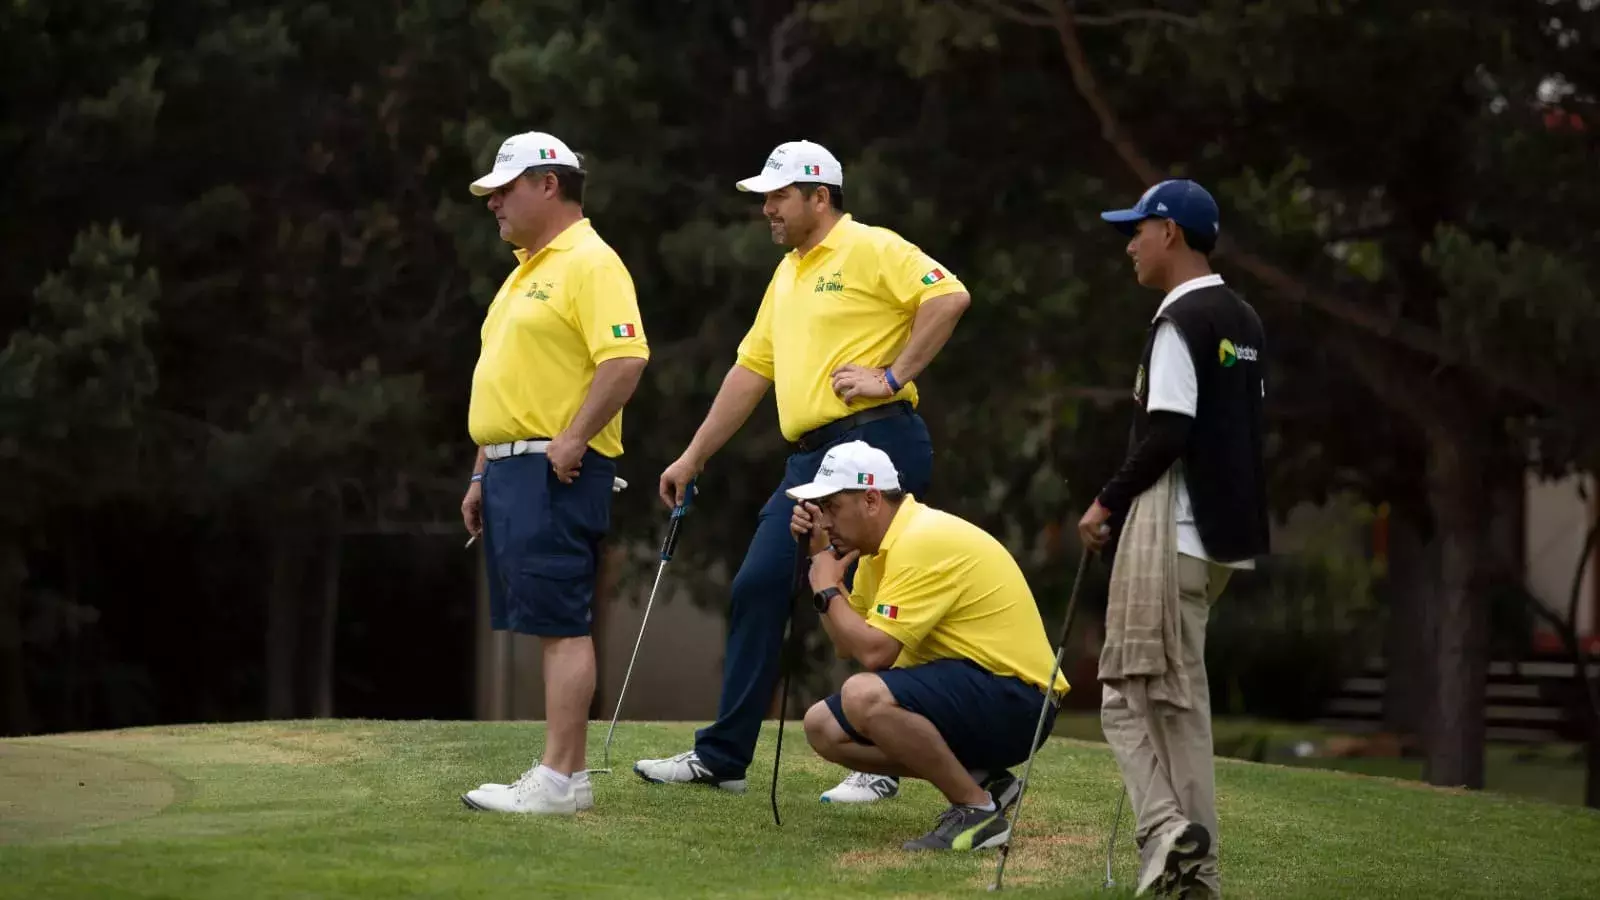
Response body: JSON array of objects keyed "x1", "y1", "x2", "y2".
[
  {"x1": 482, "y1": 439, "x2": 629, "y2": 493},
  {"x1": 484, "y1": 439, "x2": 550, "y2": 460}
]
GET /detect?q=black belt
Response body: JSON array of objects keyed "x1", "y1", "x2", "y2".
[{"x1": 793, "y1": 401, "x2": 913, "y2": 453}]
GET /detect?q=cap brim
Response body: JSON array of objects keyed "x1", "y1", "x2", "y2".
[
  {"x1": 785, "y1": 482, "x2": 845, "y2": 502},
  {"x1": 469, "y1": 168, "x2": 522, "y2": 197},
  {"x1": 736, "y1": 173, "x2": 794, "y2": 193},
  {"x1": 1100, "y1": 208, "x2": 1149, "y2": 236}
]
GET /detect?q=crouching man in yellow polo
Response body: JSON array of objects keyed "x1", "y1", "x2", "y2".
[{"x1": 787, "y1": 440, "x2": 1069, "y2": 851}]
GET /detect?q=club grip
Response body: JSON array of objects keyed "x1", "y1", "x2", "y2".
[{"x1": 660, "y1": 478, "x2": 697, "y2": 561}]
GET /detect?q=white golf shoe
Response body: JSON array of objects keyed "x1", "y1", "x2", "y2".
[
  {"x1": 633, "y1": 750, "x2": 748, "y2": 793},
  {"x1": 461, "y1": 768, "x2": 579, "y2": 815},
  {"x1": 476, "y1": 767, "x2": 594, "y2": 810},
  {"x1": 820, "y1": 771, "x2": 900, "y2": 803}
]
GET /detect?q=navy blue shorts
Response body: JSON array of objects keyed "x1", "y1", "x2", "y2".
[
  {"x1": 481, "y1": 449, "x2": 615, "y2": 637},
  {"x1": 826, "y1": 658, "x2": 1057, "y2": 773}
]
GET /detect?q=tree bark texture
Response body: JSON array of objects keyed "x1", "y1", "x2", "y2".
[{"x1": 1422, "y1": 430, "x2": 1489, "y2": 789}]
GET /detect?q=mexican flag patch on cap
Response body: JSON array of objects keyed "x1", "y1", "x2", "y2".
[
  {"x1": 857, "y1": 473, "x2": 875, "y2": 485},
  {"x1": 539, "y1": 148, "x2": 559, "y2": 160},
  {"x1": 803, "y1": 164, "x2": 821, "y2": 176},
  {"x1": 875, "y1": 603, "x2": 899, "y2": 620},
  {"x1": 611, "y1": 323, "x2": 637, "y2": 338},
  {"x1": 920, "y1": 268, "x2": 946, "y2": 285}
]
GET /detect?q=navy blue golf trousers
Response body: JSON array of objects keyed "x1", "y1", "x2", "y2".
[{"x1": 692, "y1": 410, "x2": 933, "y2": 778}]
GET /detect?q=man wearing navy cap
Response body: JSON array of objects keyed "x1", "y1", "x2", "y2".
[{"x1": 1078, "y1": 180, "x2": 1269, "y2": 898}]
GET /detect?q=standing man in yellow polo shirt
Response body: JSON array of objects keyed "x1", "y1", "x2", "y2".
[
  {"x1": 635, "y1": 140, "x2": 971, "y2": 804},
  {"x1": 787, "y1": 441, "x2": 1070, "y2": 850},
  {"x1": 456, "y1": 131, "x2": 649, "y2": 816}
]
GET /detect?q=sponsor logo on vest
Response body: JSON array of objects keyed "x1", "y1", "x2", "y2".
[{"x1": 1218, "y1": 338, "x2": 1258, "y2": 367}]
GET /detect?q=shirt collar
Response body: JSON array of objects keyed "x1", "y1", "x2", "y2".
[
  {"x1": 1153, "y1": 273, "x2": 1225, "y2": 321},
  {"x1": 874, "y1": 494, "x2": 922, "y2": 557},
  {"x1": 792, "y1": 213, "x2": 854, "y2": 261},
  {"x1": 512, "y1": 217, "x2": 593, "y2": 263}
]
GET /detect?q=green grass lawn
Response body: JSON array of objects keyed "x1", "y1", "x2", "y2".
[{"x1": 2, "y1": 720, "x2": 1597, "y2": 899}]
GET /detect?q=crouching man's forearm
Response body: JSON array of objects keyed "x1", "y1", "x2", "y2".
[{"x1": 808, "y1": 559, "x2": 901, "y2": 672}]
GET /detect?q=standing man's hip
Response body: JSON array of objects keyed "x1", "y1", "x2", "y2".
[{"x1": 480, "y1": 444, "x2": 615, "y2": 637}]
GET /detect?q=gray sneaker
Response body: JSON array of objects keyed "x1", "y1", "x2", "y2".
[
  {"x1": 1136, "y1": 822, "x2": 1211, "y2": 896},
  {"x1": 633, "y1": 750, "x2": 748, "y2": 793},
  {"x1": 902, "y1": 803, "x2": 1010, "y2": 851}
]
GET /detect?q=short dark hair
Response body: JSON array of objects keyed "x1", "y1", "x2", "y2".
[
  {"x1": 523, "y1": 164, "x2": 585, "y2": 205},
  {"x1": 1179, "y1": 224, "x2": 1216, "y2": 256},
  {"x1": 794, "y1": 181, "x2": 844, "y2": 211},
  {"x1": 878, "y1": 489, "x2": 905, "y2": 504}
]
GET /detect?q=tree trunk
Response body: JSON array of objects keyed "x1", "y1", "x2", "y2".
[
  {"x1": 310, "y1": 524, "x2": 342, "y2": 718},
  {"x1": 0, "y1": 537, "x2": 32, "y2": 736},
  {"x1": 266, "y1": 531, "x2": 305, "y2": 719},
  {"x1": 1383, "y1": 507, "x2": 1434, "y2": 737},
  {"x1": 1422, "y1": 430, "x2": 1489, "y2": 788}
]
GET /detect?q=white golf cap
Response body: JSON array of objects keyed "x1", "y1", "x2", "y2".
[
  {"x1": 469, "y1": 131, "x2": 583, "y2": 196},
  {"x1": 735, "y1": 140, "x2": 844, "y2": 193},
  {"x1": 785, "y1": 441, "x2": 901, "y2": 501}
]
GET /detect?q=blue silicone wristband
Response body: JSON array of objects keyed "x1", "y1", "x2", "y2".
[{"x1": 884, "y1": 368, "x2": 902, "y2": 392}]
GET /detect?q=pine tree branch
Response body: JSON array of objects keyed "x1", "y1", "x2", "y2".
[
  {"x1": 1073, "y1": 9, "x2": 1202, "y2": 29},
  {"x1": 1029, "y1": 0, "x2": 1588, "y2": 424}
]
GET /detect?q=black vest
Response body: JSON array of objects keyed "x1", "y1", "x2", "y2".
[{"x1": 1129, "y1": 283, "x2": 1270, "y2": 563}]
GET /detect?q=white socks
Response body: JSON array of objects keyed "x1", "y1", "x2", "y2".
[
  {"x1": 536, "y1": 765, "x2": 572, "y2": 793},
  {"x1": 972, "y1": 792, "x2": 997, "y2": 812},
  {"x1": 533, "y1": 766, "x2": 591, "y2": 794}
]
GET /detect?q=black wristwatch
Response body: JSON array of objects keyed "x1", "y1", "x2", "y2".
[{"x1": 812, "y1": 586, "x2": 842, "y2": 614}]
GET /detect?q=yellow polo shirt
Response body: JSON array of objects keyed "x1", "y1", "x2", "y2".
[
  {"x1": 735, "y1": 215, "x2": 967, "y2": 442},
  {"x1": 468, "y1": 218, "x2": 648, "y2": 456},
  {"x1": 847, "y1": 497, "x2": 1070, "y2": 696}
]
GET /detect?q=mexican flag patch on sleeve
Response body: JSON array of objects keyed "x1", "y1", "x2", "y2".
[
  {"x1": 875, "y1": 603, "x2": 899, "y2": 620},
  {"x1": 610, "y1": 323, "x2": 637, "y2": 338},
  {"x1": 920, "y1": 268, "x2": 947, "y2": 285}
]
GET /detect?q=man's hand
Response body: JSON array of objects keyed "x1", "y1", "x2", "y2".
[
  {"x1": 830, "y1": 364, "x2": 894, "y2": 404},
  {"x1": 659, "y1": 454, "x2": 702, "y2": 509},
  {"x1": 461, "y1": 481, "x2": 483, "y2": 537},
  {"x1": 1078, "y1": 500, "x2": 1113, "y2": 553},
  {"x1": 547, "y1": 432, "x2": 586, "y2": 484},
  {"x1": 809, "y1": 546, "x2": 860, "y2": 593},
  {"x1": 790, "y1": 501, "x2": 831, "y2": 556}
]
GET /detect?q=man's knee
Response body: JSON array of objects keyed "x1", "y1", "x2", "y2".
[
  {"x1": 805, "y1": 701, "x2": 844, "y2": 756},
  {"x1": 840, "y1": 673, "x2": 894, "y2": 731}
]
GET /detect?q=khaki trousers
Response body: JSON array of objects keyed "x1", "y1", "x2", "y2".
[{"x1": 1101, "y1": 554, "x2": 1232, "y2": 897}]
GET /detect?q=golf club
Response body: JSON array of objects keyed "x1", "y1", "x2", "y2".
[
  {"x1": 1105, "y1": 788, "x2": 1126, "y2": 888},
  {"x1": 771, "y1": 529, "x2": 809, "y2": 826},
  {"x1": 599, "y1": 478, "x2": 697, "y2": 773},
  {"x1": 990, "y1": 544, "x2": 1094, "y2": 892}
]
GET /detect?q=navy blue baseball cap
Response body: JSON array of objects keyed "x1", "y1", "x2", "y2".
[{"x1": 1100, "y1": 179, "x2": 1220, "y2": 239}]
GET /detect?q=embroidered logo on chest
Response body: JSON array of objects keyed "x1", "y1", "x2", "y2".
[{"x1": 814, "y1": 270, "x2": 845, "y2": 293}]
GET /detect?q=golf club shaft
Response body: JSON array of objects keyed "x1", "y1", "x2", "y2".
[
  {"x1": 992, "y1": 546, "x2": 1092, "y2": 892},
  {"x1": 601, "y1": 480, "x2": 696, "y2": 771},
  {"x1": 772, "y1": 531, "x2": 808, "y2": 827},
  {"x1": 1105, "y1": 788, "x2": 1125, "y2": 887},
  {"x1": 602, "y1": 558, "x2": 670, "y2": 769}
]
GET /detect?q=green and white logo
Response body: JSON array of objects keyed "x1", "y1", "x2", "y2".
[
  {"x1": 1218, "y1": 338, "x2": 1259, "y2": 367},
  {"x1": 1219, "y1": 339, "x2": 1238, "y2": 367}
]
